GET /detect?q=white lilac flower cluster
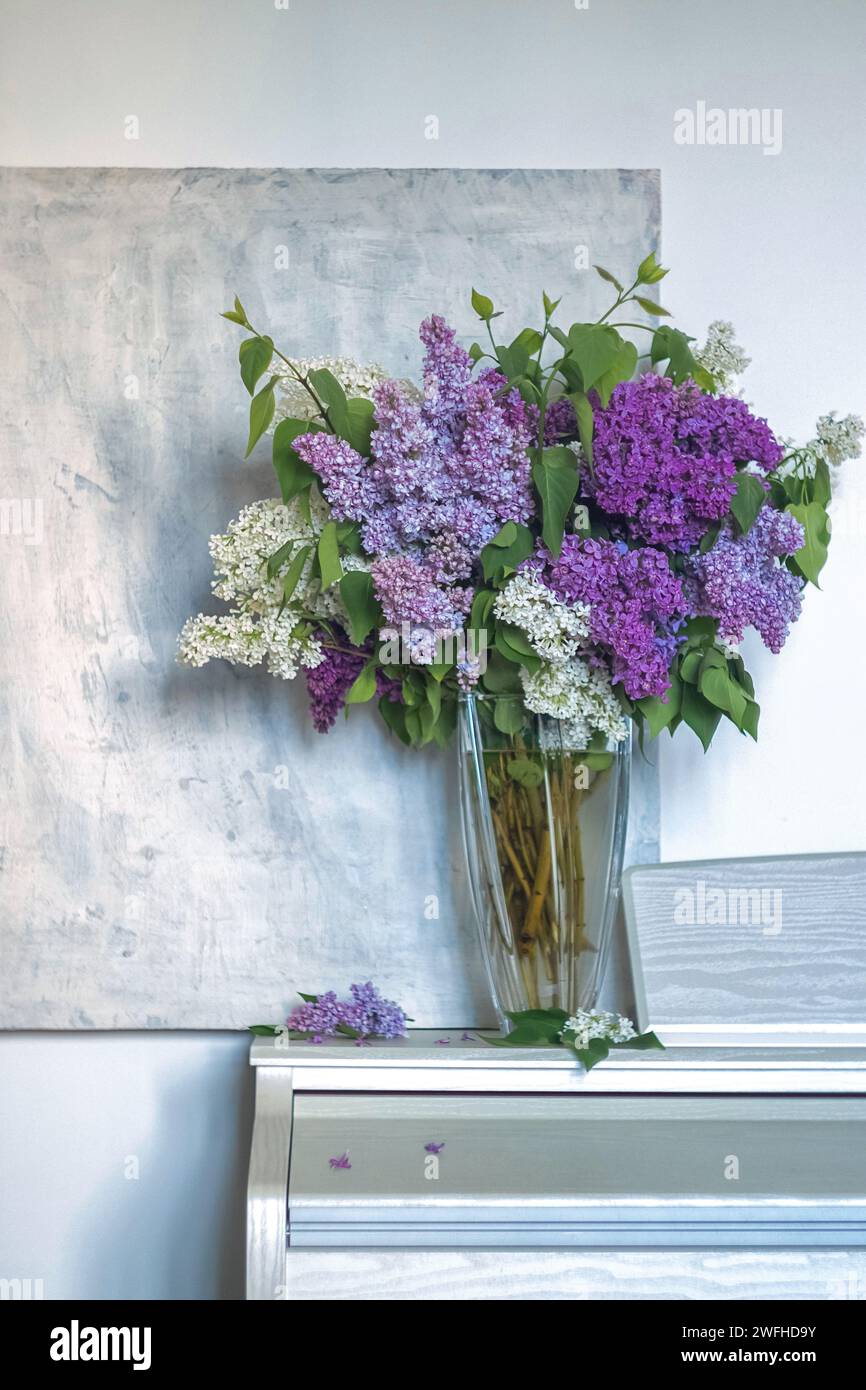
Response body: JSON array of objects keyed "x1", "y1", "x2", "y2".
[
  {"x1": 178, "y1": 492, "x2": 364, "y2": 681},
  {"x1": 694, "y1": 320, "x2": 751, "y2": 393},
  {"x1": 559, "y1": 1009, "x2": 637, "y2": 1050},
  {"x1": 521, "y1": 658, "x2": 628, "y2": 747},
  {"x1": 777, "y1": 411, "x2": 865, "y2": 480},
  {"x1": 493, "y1": 571, "x2": 590, "y2": 662},
  {"x1": 269, "y1": 355, "x2": 420, "y2": 429},
  {"x1": 494, "y1": 571, "x2": 627, "y2": 746}
]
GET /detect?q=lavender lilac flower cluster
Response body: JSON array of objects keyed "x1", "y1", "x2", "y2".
[
  {"x1": 286, "y1": 982, "x2": 408, "y2": 1040},
  {"x1": 294, "y1": 316, "x2": 533, "y2": 645}
]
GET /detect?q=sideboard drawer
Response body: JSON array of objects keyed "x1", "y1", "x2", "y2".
[{"x1": 288, "y1": 1093, "x2": 866, "y2": 1247}]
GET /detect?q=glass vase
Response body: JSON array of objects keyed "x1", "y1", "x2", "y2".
[{"x1": 458, "y1": 693, "x2": 630, "y2": 1030}]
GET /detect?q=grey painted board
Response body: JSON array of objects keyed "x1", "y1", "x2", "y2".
[
  {"x1": 0, "y1": 167, "x2": 660, "y2": 1029},
  {"x1": 624, "y1": 853, "x2": 866, "y2": 1045}
]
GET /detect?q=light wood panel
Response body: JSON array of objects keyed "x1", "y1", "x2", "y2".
[{"x1": 624, "y1": 853, "x2": 866, "y2": 1043}]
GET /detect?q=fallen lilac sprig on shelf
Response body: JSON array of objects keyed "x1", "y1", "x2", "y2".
[
  {"x1": 248, "y1": 981, "x2": 411, "y2": 1042},
  {"x1": 481, "y1": 1007, "x2": 664, "y2": 1071}
]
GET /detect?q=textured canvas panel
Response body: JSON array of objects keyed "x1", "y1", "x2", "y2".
[
  {"x1": 0, "y1": 167, "x2": 660, "y2": 1028},
  {"x1": 624, "y1": 853, "x2": 866, "y2": 1043}
]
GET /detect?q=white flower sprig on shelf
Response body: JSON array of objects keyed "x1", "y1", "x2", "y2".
[{"x1": 483, "y1": 1006, "x2": 662, "y2": 1071}]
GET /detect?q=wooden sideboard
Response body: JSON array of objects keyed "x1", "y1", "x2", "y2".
[{"x1": 247, "y1": 1031, "x2": 866, "y2": 1300}]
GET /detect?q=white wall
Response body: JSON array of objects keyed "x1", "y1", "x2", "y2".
[{"x1": 1, "y1": 0, "x2": 864, "y2": 1298}]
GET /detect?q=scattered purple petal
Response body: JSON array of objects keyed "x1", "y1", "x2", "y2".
[
  {"x1": 424, "y1": 1142, "x2": 446, "y2": 1154},
  {"x1": 329, "y1": 1152, "x2": 351, "y2": 1170}
]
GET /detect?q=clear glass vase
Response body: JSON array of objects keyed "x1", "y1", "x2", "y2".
[{"x1": 458, "y1": 693, "x2": 630, "y2": 1030}]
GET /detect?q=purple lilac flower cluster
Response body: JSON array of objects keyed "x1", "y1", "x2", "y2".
[
  {"x1": 684, "y1": 507, "x2": 805, "y2": 653},
  {"x1": 286, "y1": 982, "x2": 408, "y2": 1039},
  {"x1": 588, "y1": 374, "x2": 783, "y2": 549},
  {"x1": 295, "y1": 316, "x2": 533, "y2": 643},
  {"x1": 538, "y1": 537, "x2": 687, "y2": 700},
  {"x1": 305, "y1": 631, "x2": 401, "y2": 733}
]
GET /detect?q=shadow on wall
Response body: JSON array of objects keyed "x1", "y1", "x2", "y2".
[{"x1": 0, "y1": 1033, "x2": 253, "y2": 1300}]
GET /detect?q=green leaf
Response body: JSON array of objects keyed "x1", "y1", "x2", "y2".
[
  {"x1": 239, "y1": 335, "x2": 274, "y2": 395},
  {"x1": 378, "y1": 694, "x2": 410, "y2": 744},
  {"x1": 593, "y1": 264, "x2": 624, "y2": 293},
  {"x1": 223, "y1": 295, "x2": 249, "y2": 326},
  {"x1": 468, "y1": 342, "x2": 484, "y2": 364},
  {"x1": 699, "y1": 521, "x2": 721, "y2": 554},
  {"x1": 574, "y1": 1038, "x2": 611, "y2": 1071},
  {"x1": 317, "y1": 520, "x2": 343, "y2": 589},
  {"x1": 343, "y1": 396, "x2": 375, "y2": 455},
  {"x1": 683, "y1": 616, "x2": 718, "y2": 646},
  {"x1": 730, "y1": 473, "x2": 766, "y2": 535},
  {"x1": 308, "y1": 367, "x2": 347, "y2": 418},
  {"x1": 681, "y1": 683, "x2": 723, "y2": 752},
  {"x1": 741, "y1": 699, "x2": 760, "y2": 741},
  {"x1": 345, "y1": 660, "x2": 377, "y2": 705},
  {"x1": 494, "y1": 628, "x2": 541, "y2": 674},
  {"x1": 506, "y1": 756, "x2": 545, "y2": 789},
  {"x1": 700, "y1": 665, "x2": 747, "y2": 726},
  {"x1": 636, "y1": 251, "x2": 668, "y2": 284},
  {"x1": 471, "y1": 288, "x2": 495, "y2": 320},
  {"x1": 334, "y1": 521, "x2": 361, "y2": 555},
  {"x1": 339, "y1": 571, "x2": 379, "y2": 646},
  {"x1": 542, "y1": 291, "x2": 561, "y2": 317},
  {"x1": 637, "y1": 671, "x2": 682, "y2": 737},
  {"x1": 480, "y1": 651, "x2": 522, "y2": 694},
  {"x1": 280, "y1": 544, "x2": 312, "y2": 607},
  {"x1": 305, "y1": 367, "x2": 374, "y2": 453},
  {"x1": 563, "y1": 323, "x2": 624, "y2": 392},
  {"x1": 489, "y1": 521, "x2": 517, "y2": 548},
  {"x1": 481, "y1": 523, "x2": 535, "y2": 581},
  {"x1": 431, "y1": 698, "x2": 457, "y2": 747},
  {"x1": 679, "y1": 649, "x2": 702, "y2": 685},
  {"x1": 494, "y1": 342, "x2": 528, "y2": 382},
  {"x1": 493, "y1": 698, "x2": 527, "y2": 735},
  {"x1": 622, "y1": 1030, "x2": 665, "y2": 1052},
  {"x1": 569, "y1": 390, "x2": 594, "y2": 468},
  {"x1": 651, "y1": 326, "x2": 708, "y2": 388},
  {"x1": 813, "y1": 459, "x2": 832, "y2": 508},
  {"x1": 248, "y1": 1023, "x2": 283, "y2": 1036},
  {"x1": 532, "y1": 446, "x2": 580, "y2": 558},
  {"x1": 266, "y1": 538, "x2": 294, "y2": 580},
  {"x1": 592, "y1": 339, "x2": 638, "y2": 409},
  {"x1": 513, "y1": 327, "x2": 544, "y2": 355},
  {"x1": 244, "y1": 376, "x2": 278, "y2": 457},
  {"x1": 272, "y1": 418, "x2": 317, "y2": 502},
  {"x1": 469, "y1": 588, "x2": 496, "y2": 634},
  {"x1": 633, "y1": 296, "x2": 670, "y2": 317},
  {"x1": 424, "y1": 673, "x2": 442, "y2": 722},
  {"x1": 787, "y1": 500, "x2": 830, "y2": 586}
]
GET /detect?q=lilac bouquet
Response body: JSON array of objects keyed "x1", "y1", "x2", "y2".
[{"x1": 180, "y1": 256, "x2": 861, "y2": 752}]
